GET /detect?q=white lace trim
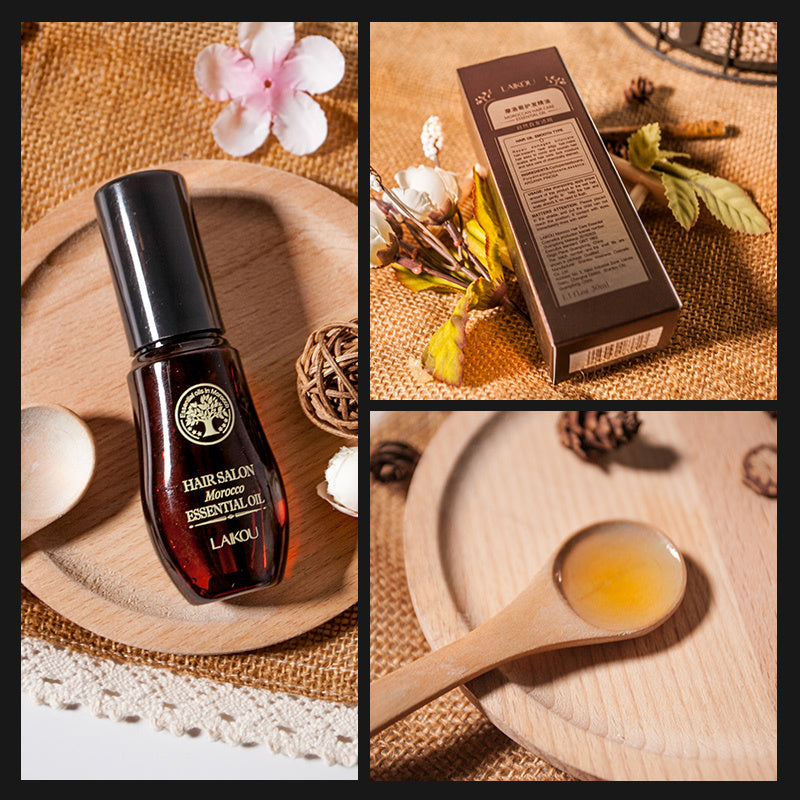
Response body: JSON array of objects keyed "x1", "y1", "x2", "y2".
[{"x1": 21, "y1": 636, "x2": 357, "y2": 767}]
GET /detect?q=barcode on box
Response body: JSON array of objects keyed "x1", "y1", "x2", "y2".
[{"x1": 569, "y1": 327, "x2": 663, "y2": 373}]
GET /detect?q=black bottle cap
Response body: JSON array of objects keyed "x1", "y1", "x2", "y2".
[{"x1": 94, "y1": 170, "x2": 224, "y2": 353}]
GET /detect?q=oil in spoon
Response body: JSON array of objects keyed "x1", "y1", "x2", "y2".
[{"x1": 555, "y1": 520, "x2": 685, "y2": 632}]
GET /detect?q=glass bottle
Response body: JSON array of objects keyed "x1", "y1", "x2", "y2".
[{"x1": 95, "y1": 170, "x2": 288, "y2": 604}]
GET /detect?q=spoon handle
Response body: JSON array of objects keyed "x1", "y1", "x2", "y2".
[
  {"x1": 370, "y1": 576, "x2": 562, "y2": 736},
  {"x1": 370, "y1": 571, "x2": 606, "y2": 736},
  {"x1": 370, "y1": 622, "x2": 512, "y2": 736}
]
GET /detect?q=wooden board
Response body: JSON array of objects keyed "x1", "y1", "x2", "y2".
[
  {"x1": 21, "y1": 160, "x2": 358, "y2": 655},
  {"x1": 403, "y1": 410, "x2": 776, "y2": 780}
]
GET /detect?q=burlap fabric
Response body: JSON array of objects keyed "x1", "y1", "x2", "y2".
[
  {"x1": 370, "y1": 22, "x2": 777, "y2": 399},
  {"x1": 370, "y1": 411, "x2": 575, "y2": 780},
  {"x1": 21, "y1": 22, "x2": 357, "y2": 706}
]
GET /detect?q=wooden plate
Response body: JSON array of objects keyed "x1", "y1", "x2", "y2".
[
  {"x1": 21, "y1": 160, "x2": 358, "y2": 655},
  {"x1": 403, "y1": 410, "x2": 776, "y2": 780}
]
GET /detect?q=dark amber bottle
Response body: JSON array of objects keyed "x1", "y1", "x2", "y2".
[{"x1": 95, "y1": 170, "x2": 288, "y2": 604}]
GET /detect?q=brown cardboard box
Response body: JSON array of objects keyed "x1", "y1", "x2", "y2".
[{"x1": 458, "y1": 47, "x2": 681, "y2": 383}]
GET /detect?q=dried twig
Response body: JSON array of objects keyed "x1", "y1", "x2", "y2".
[
  {"x1": 610, "y1": 154, "x2": 668, "y2": 206},
  {"x1": 599, "y1": 120, "x2": 726, "y2": 139}
]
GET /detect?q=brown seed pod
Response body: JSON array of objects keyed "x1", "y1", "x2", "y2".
[
  {"x1": 742, "y1": 443, "x2": 777, "y2": 498},
  {"x1": 558, "y1": 410, "x2": 641, "y2": 461},
  {"x1": 369, "y1": 441, "x2": 420, "y2": 483}
]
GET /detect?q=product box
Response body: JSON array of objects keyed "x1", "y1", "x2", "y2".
[{"x1": 457, "y1": 47, "x2": 681, "y2": 383}]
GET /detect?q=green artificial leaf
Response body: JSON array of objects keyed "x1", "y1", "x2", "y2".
[
  {"x1": 464, "y1": 218, "x2": 487, "y2": 263},
  {"x1": 627, "y1": 122, "x2": 662, "y2": 171},
  {"x1": 471, "y1": 170, "x2": 507, "y2": 284},
  {"x1": 662, "y1": 162, "x2": 770, "y2": 235},
  {"x1": 468, "y1": 276, "x2": 508, "y2": 310},
  {"x1": 464, "y1": 219, "x2": 512, "y2": 271},
  {"x1": 657, "y1": 149, "x2": 692, "y2": 161},
  {"x1": 391, "y1": 263, "x2": 463, "y2": 293},
  {"x1": 484, "y1": 229, "x2": 508, "y2": 284},
  {"x1": 626, "y1": 123, "x2": 769, "y2": 234},
  {"x1": 628, "y1": 122, "x2": 690, "y2": 171},
  {"x1": 472, "y1": 168, "x2": 502, "y2": 234},
  {"x1": 421, "y1": 282, "x2": 475, "y2": 385},
  {"x1": 659, "y1": 171, "x2": 699, "y2": 231}
]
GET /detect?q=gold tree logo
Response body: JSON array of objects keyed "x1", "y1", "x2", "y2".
[{"x1": 175, "y1": 383, "x2": 235, "y2": 445}]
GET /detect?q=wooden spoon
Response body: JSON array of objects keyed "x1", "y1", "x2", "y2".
[
  {"x1": 21, "y1": 404, "x2": 96, "y2": 540},
  {"x1": 370, "y1": 519, "x2": 686, "y2": 736}
]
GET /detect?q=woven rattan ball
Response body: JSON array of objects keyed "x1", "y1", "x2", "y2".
[{"x1": 296, "y1": 319, "x2": 358, "y2": 438}]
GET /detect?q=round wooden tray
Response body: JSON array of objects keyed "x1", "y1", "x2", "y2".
[
  {"x1": 403, "y1": 410, "x2": 776, "y2": 780},
  {"x1": 21, "y1": 160, "x2": 358, "y2": 655}
]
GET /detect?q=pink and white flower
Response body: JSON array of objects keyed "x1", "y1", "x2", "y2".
[{"x1": 195, "y1": 22, "x2": 345, "y2": 157}]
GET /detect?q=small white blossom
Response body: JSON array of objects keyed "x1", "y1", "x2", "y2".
[
  {"x1": 421, "y1": 115, "x2": 444, "y2": 161},
  {"x1": 318, "y1": 446, "x2": 358, "y2": 516}
]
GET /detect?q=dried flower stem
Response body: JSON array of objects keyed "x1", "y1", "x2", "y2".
[
  {"x1": 396, "y1": 240, "x2": 475, "y2": 287},
  {"x1": 441, "y1": 219, "x2": 491, "y2": 282}
]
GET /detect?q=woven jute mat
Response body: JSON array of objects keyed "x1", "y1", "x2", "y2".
[
  {"x1": 21, "y1": 21, "x2": 358, "y2": 705},
  {"x1": 22, "y1": 21, "x2": 358, "y2": 229},
  {"x1": 370, "y1": 411, "x2": 575, "y2": 780},
  {"x1": 370, "y1": 22, "x2": 777, "y2": 399}
]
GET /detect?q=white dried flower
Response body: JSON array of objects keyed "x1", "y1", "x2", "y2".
[
  {"x1": 390, "y1": 164, "x2": 459, "y2": 223},
  {"x1": 318, "y1": 445, "x2": 358, "y2": 516},
  {"x1": 369, "y1": 201, "x2": 398, "y2": 267},
  {"x1": 421, "y1": 115, "x2": 444, "y2": 162}
]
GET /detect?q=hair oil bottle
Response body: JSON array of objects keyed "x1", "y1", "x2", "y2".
[{"x1": 95, "y1": 170, "x2": 288, "y2": 604}]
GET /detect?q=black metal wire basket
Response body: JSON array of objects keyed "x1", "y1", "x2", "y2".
[{"x1": 619, "y1": 22, "x2": 777, "y2": 85}]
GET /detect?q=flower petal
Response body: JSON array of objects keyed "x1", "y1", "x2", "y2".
[
  {"x1": 281, "y1": 35, "x2": 345, "y2": 94},
  {"x1": 271, "y1": 91, "x2": 328, "y2": 155},
  {"x1": 211, "y1": 96, "x2": 272, "y2": 157},
  {"x1": 194, "y1": 44, "x2": 262, "y2": 102},
  {"x1": 238, "y1": 22, "x2": 295, "y2": 79},
  {"x1": 389, "y1": 187, "x2": 433, "y2": 221},
  {"x1": 370, "y1": 200, "x2": 397, "y2": 266},
  {"x1": 391, "y1": 166, "x2": 460, "y2": 221}
]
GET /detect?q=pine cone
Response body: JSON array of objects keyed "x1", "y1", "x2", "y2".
[
  {"x1": 370, "y1": 441, "x2": 420, "y2": 483},
  {"x1": 605, "y1": 139, "x2": 628, "y2": 160},
  {"x1": 558, "y1": 411, "x2": 641, "y2": 461},
  {"x1": 742, "y1": 443, "x2": 777, "y2": 498},
  {"x1": 624, "y1": 76, "x2": 654, "y2": 105}
]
